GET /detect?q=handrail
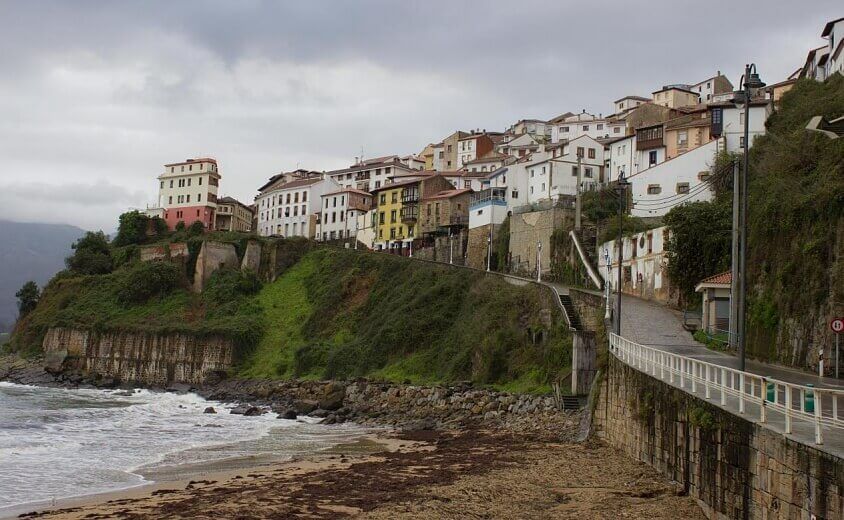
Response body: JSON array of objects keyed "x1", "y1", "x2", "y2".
[
  {"x1": 609, "y1": 333, "x2": 844, "y2": 445},
  {"x1": 569, "y1": 230, "x2": 603, "y2": 290}
]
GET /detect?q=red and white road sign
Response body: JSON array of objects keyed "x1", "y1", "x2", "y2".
[{"x1": 832, "y1": 318, "x2": 844, "y2": 333}]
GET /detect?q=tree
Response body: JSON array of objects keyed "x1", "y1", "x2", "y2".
[
  {"x1": 15, "y1": 281, "x2": 40, "y2": 316},
  {"x1": 174, "y1": 221, "x2": 187, "y2": 232},
  {"x1": 113, "y1": 211, "x2": 149, "y2": 246},
  {"x1": 66, "y1": 231, "x2": 113, "y2": 275},
  {"x1": 187, "y1": 221, "x2": 206, "y2": 237},
  {"x1": 663, "y1": 200, "x2": 732, "y2": 306}
]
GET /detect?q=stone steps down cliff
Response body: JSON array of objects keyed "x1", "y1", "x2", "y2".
[{"x1": 558, "y1": 294, "x2": 582, "y2": 330}]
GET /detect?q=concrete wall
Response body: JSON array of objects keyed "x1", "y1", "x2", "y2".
[
  {"x1": 139, "y1": 242, "x2": 188, "y2": 263},
  {"x1": 240, "y1": 240, "x2": 262, "y2": 272},
  {"x1": 414, "y1": 229, "x2": 468, "y2": 265},
  {"x1": 42, "y1": 327, "x2": 233, "y2": 386},
  {"x1": 595, "y1": 355, "x2": 844, "y2": 520},
  {"x1": 193, "y1": 240, "x2": 239, "y2": 292},
  {"x1": 509, "y1": 206, "x2": 573, "y2": 276}
]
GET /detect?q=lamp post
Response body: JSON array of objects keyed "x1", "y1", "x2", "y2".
[
  {"x1": 604, "y1": 248, "x2": 611, "y2": 320},
  {"x1": 733, "y1": 63, "x2": 765, "y2": 372},
  {"x1": 486, "y1": 230, "x2": 492, "y2": 272},
  {"x1": 449, "y1": 228, "x2": 454, "y2": 265},
  {"x1": 537, "y1": 241, "x2": 542, "y2": 282},
  {"x1": 615, "y1": 168, "x2": 630, "y2": 336}
]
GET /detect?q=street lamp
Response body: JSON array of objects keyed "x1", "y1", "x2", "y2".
[
  {"x1": 536, "y1": 241, "x2": 542, "y2": 282},
  {"x1": 732, "y1": 63, "x2": 765, "y2": 372},
  {"x1": 448, "y1": 228, "x2": 454, "y2": 265},
  {"x1": 604, "y1": 248, "x2": 611, "y2": 320},
  {"x1": 486, "y1": 230, "x2": 492, "y2": 272}
]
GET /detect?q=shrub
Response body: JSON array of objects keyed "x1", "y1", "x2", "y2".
[
  {"x1": 114, "y1": 211, "x2": 154, "y2": 246},
  {"x1": 15, "y1": 281, "x2": 40, "y2": 316},
  {"x1": 188, "y1": 221, "x2": 206, "y2": 236},
  {"x1": 117, "y1": 262, "x2": 183, "y2": 304},
  {"x1": 66, "y1": 232, "x2": 113, "y2": 275}
]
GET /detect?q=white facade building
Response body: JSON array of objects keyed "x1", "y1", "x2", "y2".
[
  {"x1": 326, "y1": 157, "x2": 416, "y2": 192},
  {"x1": 255, "y1": 176, "x2": 340, "y2": 238},
  {"x1": 316, "y1": 188, "x2": 372, "y2": 242},
  {"x1": 524, "y1": 136, "x2": 605, "y2": 204},
  {"x1": 709, "y1": 101, "x2": 771, "y2": 153},
  {"x1": 608, "y1": 135, "x2": 637, "y2": 180},
  {"x1": 612, "y1": 96, "x2": 649, "y2": 115},
  {"x1": 550, "y1": 112, "x2": 626, "y2": 143},
  {"x1": 630, "y1": 138, "x2": 724, "y2": 218},
  {"x1": 823, "y1": 17, "x2": 844, "y2": 78},
  {"x1": 599, "y1": 226, "x2": 672, "y2": 303}
]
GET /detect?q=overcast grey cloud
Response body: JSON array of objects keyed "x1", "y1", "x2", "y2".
[{"x1": 0, "y1": 0, "x2": 838, "y2": 231}]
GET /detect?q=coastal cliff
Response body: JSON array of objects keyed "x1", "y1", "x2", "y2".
[{"x1": 42, "y1": 327, "x2": 233, "y2": 385}]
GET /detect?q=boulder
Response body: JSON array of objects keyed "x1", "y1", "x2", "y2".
[
  {"x1": 204, "y1": 407, "x2": 217, "y2": 414},
  {"x1": 244, "y1": 406, "x2": 264, "y2": 417},
  {"x1": 293, "y1": 399, "x2": 319, "y2": 415},
  {"x1": 278, "y1": 409, "x2": 297, "y2": 420},
  {"x1": 319, "y1": 384, "x2": 346, "y2": 411},
  {"x1": 230, "y1": 405, "x2": 262, "y2": 415},
  {"x1": 166, "y1": 383, "x2": 192, "y2": 393}
]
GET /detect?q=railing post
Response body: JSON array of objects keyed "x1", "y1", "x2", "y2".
[
  {"x1": 680, "y1": 358, "x2": 685, "y2": 388},
  {"x1": 669, "y1": 356, "x2": 674, "y2": 384},
  {"x1": 705, "y1": 364, "x2": 711, "y2": 399},
  {"x1": 834, "y1": 394, "x2": 838, "y2": 422},
  {"x1": 691, "y1": 361, "x2": 697, "y2": 393},
  {"x1": 720, "y1": 368, "x2": 727, "y2": 406},
  {"x1": 784, "y1": 385, "x2": 792, "y2": 434},
  {"x1": 739, "y1": 373, "x2": 745, "y2": 414},
  {"x1": 660, "y1": 353, "x2": 664, "y2": 380},
  {"x1": 760, "y1": 377, "x2": 767, "y2": 423},
  {"x1": 815, "y1": 389, "x2": 824, "y2": 445}
]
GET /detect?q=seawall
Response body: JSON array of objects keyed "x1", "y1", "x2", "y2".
[
  {"x1": 41, "y1": 327, "x2": 233, "y2": 386},
  {"x1": 595, "y1": 354, "x2": 844, "y2": 519}
]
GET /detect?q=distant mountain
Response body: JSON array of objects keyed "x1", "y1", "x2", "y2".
[{"x1": 0, "y1": 220, "x2": 85, "y2": 332}]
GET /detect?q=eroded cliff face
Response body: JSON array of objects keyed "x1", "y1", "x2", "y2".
[{"x1": 42, "y1": 327, "x2": 233, "y2": 386}]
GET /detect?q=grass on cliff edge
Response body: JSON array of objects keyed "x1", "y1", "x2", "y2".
[{"x1": 239, "y1": 248, "x2": 571, "y2": 393}]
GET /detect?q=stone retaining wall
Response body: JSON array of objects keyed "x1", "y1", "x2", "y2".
[{"x1": 595, "y1": 355, "x2": 844, "y2": 519}]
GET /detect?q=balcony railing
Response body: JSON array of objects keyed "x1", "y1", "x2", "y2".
[
  {"x1": 469, "y1": 187, "x2": 507, "y2": 210},
  {"x1": 401, "y1": 192, "x2": 420, "y2": 204},
  {"x1": 355, "y1": 172, "x2": 371, "y2": 181}
]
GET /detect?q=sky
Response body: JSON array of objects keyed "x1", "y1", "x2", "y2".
[{"x1": 0, "y1": 1, "x2": 838, "y2": 231}]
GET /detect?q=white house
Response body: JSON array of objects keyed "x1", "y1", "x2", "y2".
[
  {"x1": 462, "y1": 153, "x2": 508, "y2": 173},
  {"x1": 823, "y1": 17, "x2": 844, "y2": 78},
  {"x1": 608, "y1": 135, "x2": 637, "y2": 181},
  {"x1": 630, "y1": 138, "x2": 724, "y2": 218},
  {"x1": 599, "y1": 225, "x2": 673, "y2": 304},
  {"x1": 255, "y1": 176, "x2": 340, "y2": 238},
  {"x1": 316, "y1": 188, "x2": 372, "y2": 242},
  {"x1": 551, "y1": 111, "x2": 626, "y2": 143},
  {"x1": 325, "y1": 156, "x2": 417, "y2": 192},
  {"x1": 468, "y1": 186, "x2": 509, "y2": 231},
  {"x1": 524, "y1": 135, "x2": 605, "y2": 204},
  {"x1": 708, "y1": 100, "x2": 771, "y2": 153},
  {"x1": 612, "y1": 95, "x2": 650, "y2": 115},
  {"x1": 496, "y1": 133, "x2": 541, "y2": 159}
]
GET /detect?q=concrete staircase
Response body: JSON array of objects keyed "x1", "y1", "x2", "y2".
[{"x1": 558, "y1": 293, "x2": 582, "y2": 330}]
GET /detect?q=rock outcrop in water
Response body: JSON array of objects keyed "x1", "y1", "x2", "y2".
[{"x1": 42, "y1": 327, "x2": 233, "y2": 386}]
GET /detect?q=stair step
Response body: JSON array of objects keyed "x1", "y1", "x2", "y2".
[{"x1": 560, "y1": 396, "x2": 582, "y2": 410}]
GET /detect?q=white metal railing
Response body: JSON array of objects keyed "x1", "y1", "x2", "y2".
[{"x1": 609, "y1": 333, "x2": 844, "y2": 445}]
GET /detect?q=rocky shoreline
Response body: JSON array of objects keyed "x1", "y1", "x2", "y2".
[{"x1": 0, "y1": 355, "x2": 585, "y2": 440}]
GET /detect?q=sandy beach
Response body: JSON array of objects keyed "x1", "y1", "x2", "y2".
[{"x1": 18, "y1": 429, "x2": 705, "y2": 519}]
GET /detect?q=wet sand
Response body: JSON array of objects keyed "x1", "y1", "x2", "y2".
[{"x1": 20, "y1": 430, "x2": 704, "y2": 519}]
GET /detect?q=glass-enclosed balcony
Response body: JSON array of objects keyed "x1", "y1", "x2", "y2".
[{"x1": 469, "y1": 187, "x2": 507, "y2": 210}]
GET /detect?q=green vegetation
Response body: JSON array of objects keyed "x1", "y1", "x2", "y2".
[
  {"x1": 15, "y1": 281, "x2": 40, "y2": 316},
  {"x1": 66, "y1": 232, "x2": 113, "y2": 275},
  {"x1": 663, "y1": 200, "x2": 732, "y2": 306},
  {"x1": 113, "y1": 210, "x2": 168, "y2": 247},
  {"x1": 744, "y1": 77, "x2": 844, "y2": 364},
  {"x1": 240, "y1": 248, "x2": 570, "y2": 393}
]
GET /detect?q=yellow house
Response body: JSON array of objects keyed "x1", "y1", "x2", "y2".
[{"x1": 419, "y1": 143, "x2": 436, "y2": 171}]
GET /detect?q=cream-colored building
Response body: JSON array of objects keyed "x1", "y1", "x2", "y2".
[
  {"x1": 652, "y1": 85, "x2": 700, "y2": 108},
  {"x1": 215, "y1": 196, "x2": 254, "y2": 232},
  {"x1": 157, "y1": 158, "x2": 221, "y2": 230}
]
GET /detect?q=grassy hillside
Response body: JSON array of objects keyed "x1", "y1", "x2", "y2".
[
  {"x1": 9, "y1": 242, "x2": 570, "y2": 393},
  {"x1": 241, "y1": 248, "x2": 570, "y2": 393},
  {"x1": 745, "y1": 76, "x2": 844, "y2": 366}
]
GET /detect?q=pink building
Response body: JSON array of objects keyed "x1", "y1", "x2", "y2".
[{"x1": 157, "y1": 158, "x2": 221, "y2": 230}]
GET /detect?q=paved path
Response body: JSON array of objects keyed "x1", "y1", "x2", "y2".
[{"x1": 618, "y1": 295, "x2": 844, "y2": 390}]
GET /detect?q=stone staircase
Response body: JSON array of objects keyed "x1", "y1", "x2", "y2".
[
  {"x1": 560, "y1": 395, "x2": 583, "y2": 410},
  {"x1": 558, "y1": 293, "x2": 582, "y2": 330}
]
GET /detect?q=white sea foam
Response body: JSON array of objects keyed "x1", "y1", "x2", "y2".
[{"x1": 0, "y1": 383, "x2": 368, "y2": 514}]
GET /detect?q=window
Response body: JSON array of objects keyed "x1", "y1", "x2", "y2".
[
  {"x1": 168, "y1": 196, "x2": 172, "y2": 204},
  {"x1": 331, "y1": 212, "x2": 336, "y2": 223},
  {"x1": 649, "y1": 150, "x2": 658, "y2": 167},
  {"x1": 577, "y1": 147, "x2": 584, "y2": 157},
  {"x1": 676, "y1": 182, "x2": 690, "y2": 194},
  {"x1": 647, "y1": 184, "x2": 662, "y2": 195},
  {"x1": 390, "y1": 228, "x2": 396, "y2": 239},
  {"x1": 302, "y1": 191, "x2": 307, "y2": 202},
  {"x1": 582, "y1": 125, "x2": 589, "y2": 131},
  {"x1": 186, "y1": 195, "x2": 190, "y2": 203},
  {"x1": 170, "y1": 180, "x2": 173, "y2": 188},
  {"x1": 677, "y1": 130, "x2": 688, "y2": 146},
  {"x1": 380, "y1": 194, "x2": 386, "y2": 204},
  {"x1": 390, "y1": 209, "x2": 396, "y2": 223},
  {"x1": 511, "y1": 190, "x2": 518, "y2": 199},
  {"x1": 614, "y1": 127, "x2": 621, "y2": 134},
  {"x1": 379, "y1": 211, "x2": 385, "y2": 224},
  {"x1": 541, "y1": 183, "x2": 545, "y2": 191},
  {"x1": 541, "y1": 166, "x2": 546, "y2": 175},
  {"x1": 597, "y1": 124, "x2": 603, "y2": 130},
  {"x1": 530, "y1": 186, "x2": 534, "y2": 194},
  {"x1": 572, "y1": 166, "x2": 578, "y2": 177},
  {"x1": 198, "y1": 177, "x2": 202, "y2": 185},
  {"x1": 698, "y1": 171, "x2": 711, "y2": 182},
  {"x1": 739, "y1": 136, "x2": 746, "y2": 148},
  {"x1": 293, "y1": 206, "x2": 298, "y2": 216},
  {"x1": 560, "y1": 126, "x2": 569, "y2": 132},
  {"x1": 375, "y1": 180, "x2": 381, "y2": 188},
  {"x1": 588, "y1": 148, "x2": 596, "y2": 159},
  {"x1": 187, "y1": 178, "x2": 191, "y2": 186},
  {"x1": 325, "y1": 199, "x2": 329, "y2": 208},
  {"x1": 464, "y1": 181, "x2": 471, "y2": 188},
  {"x1": 301, "y1": 204, "x2": 306, "y2": 214},
  {"x1": 197, "y1": 194, "x2": 201, "y2": 202},
  {"x1": 294, "y1": 193, "x2": 299, "y2": 203},
  {"x1": 584, "y1": 167, "x2": 593, "y2": 178},
  {"x1": 391, "y1": 192, "x2": 397, "y2": 203},
  {"x1": 286, "y1": 193, "x2": 291, "y2": 204}
]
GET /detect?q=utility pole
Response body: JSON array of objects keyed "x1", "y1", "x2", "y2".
[
  {"x1": 615, "y1": 170, "x2": 630, "y2": 336},
  {"x1": 729, "y1": 159, "x2": 740, "y2": 348},
  {"x1": 575, "y1": 155, "x2": 582, "y2": 231}
]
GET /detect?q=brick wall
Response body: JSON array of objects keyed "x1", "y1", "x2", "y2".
[{"x1": 595, "y1": 355, "x2": 844, "y2": 519}]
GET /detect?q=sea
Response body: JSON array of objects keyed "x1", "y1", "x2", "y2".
[{"x1": 0, "y1": 382, "x2": 370, "y2": 516}]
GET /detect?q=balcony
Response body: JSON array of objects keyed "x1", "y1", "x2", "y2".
[
  {"x1": 469, "y1": 187, "x2": 507, "y2": 210},
  {"x1": 401, "y1": 190, "x2": 420, "y2": 204},
  {"x1": 400, "y1": 206, "x2": 418, "y2": 222},
  {"x1": 355, "y1": 172, "x2": 371, "y2": 181}
]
